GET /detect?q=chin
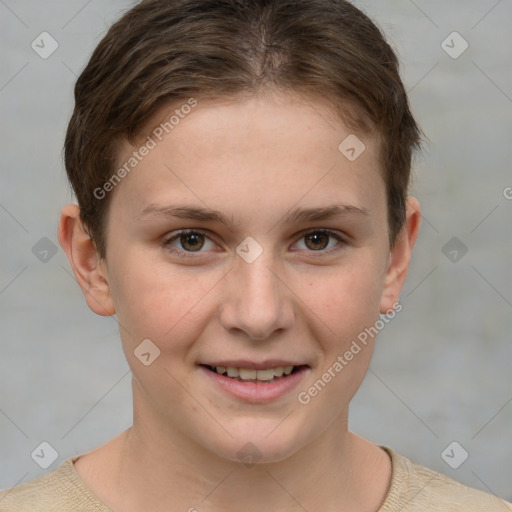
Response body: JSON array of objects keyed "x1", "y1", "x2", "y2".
[{"x1": 201, "y1": 422, "x2": 309, "y2": 466}]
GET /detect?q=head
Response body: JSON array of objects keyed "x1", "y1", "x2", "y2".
[{"x1": 59, "y1": 0, "x2": 421, "y2": 464}]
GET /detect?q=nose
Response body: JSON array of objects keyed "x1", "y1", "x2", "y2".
[{"x1": 219, "y1": 250, "x2": 295, "y2": 341}]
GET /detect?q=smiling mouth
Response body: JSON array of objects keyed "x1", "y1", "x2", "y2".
[{"x1": 202, "y1": 364, "x2": 308, "y2": 383}]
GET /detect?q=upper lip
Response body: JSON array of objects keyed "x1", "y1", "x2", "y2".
[{"x1": 200, "y1": 360, "x2": 308, "y2": 370}]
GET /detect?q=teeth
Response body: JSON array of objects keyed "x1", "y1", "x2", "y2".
[
  {"x1": 239, "y1": 368, "x2": 257, "y2": 380},
  {"x1": 274, "y1": 366, "x2": 284, "y2": 377},
  {"x1": 226, "y1": 367, "x2": 238, "y2": 377},
  {"x1": 256, "y1": 369, "x2": 275, "y2": 381},
  {"x1": 214, "y1": 365, "x2": 298, "y2": 381}
]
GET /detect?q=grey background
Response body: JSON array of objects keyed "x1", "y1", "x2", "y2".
[{"x1": 1, "y1": 0, "x2": 511, "y2": 503}]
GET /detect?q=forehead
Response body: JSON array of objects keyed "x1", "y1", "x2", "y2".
[{"x1": 109, "y1": 91, "x2": 386, "y2": 229}]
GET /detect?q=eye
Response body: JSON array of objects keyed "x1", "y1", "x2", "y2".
[
  {"x1": 163, "y1": 230, "x2": 217, "y2": 257},
  {"x1": 293, "y1": 229, "x2": 345, "y2": 253},
  {"x1": 162, "y1": 228, "x2": 346, "y2": 259}
]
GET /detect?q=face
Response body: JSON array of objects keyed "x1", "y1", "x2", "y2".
[{"x1": 95, "y1": 91, "x2": 404, "y2": 463}]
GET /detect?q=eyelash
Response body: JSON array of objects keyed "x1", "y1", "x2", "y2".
[{"x1": 162, "y1": 229, "x2": 347, "y2": 259}]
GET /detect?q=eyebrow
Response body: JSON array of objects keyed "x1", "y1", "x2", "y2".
[
  {"x1": 282, "y1": 204, "x2": 369, "y2": 224},
  {"x1": 139, "y1": 203, "x2": 370, "y2": 230},
  {"x1": 139, "y1": 204, "x2": 235, "y2": 227}
]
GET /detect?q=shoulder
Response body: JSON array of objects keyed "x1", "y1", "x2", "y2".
[
  {"x1": 379, "y1": 447, "x2": 512, "y2": 512},
  {"x1": 0, "y1": 458, "x2": 110, "y2": 512}
]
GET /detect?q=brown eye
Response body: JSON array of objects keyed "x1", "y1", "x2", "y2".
[
  {"x1": 292, "y1": 229, "x2": 345, "y2": 255},
  {"x1": 179, "y1": 232, "x2": 205, "y2": 251},
  {"x1": 304, "y1": 231, "x2": 331, "y2": 251},
  {"x1": 163, "y1": 230, "x2": 216, "y2": 258}
]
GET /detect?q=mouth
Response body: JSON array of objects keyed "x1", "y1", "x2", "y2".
[{"x1": 201, "y1": 364, "x2": 309, "y2": 384}]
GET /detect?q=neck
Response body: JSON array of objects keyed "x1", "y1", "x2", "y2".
[{"x1": 76, "y1": 387, "x2": 391, "y2": 512}]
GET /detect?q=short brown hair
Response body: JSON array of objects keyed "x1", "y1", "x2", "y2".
[{"x1": 64, "y1": 0, "x2": 421, "y2": 259}]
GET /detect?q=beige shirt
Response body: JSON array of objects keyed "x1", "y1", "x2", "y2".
[{"x1": 1, "y1": 447, "x2": 511, "y2": 511}]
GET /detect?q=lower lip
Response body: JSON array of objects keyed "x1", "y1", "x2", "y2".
[{"x1": 200, "y1": 366, "x2": 310, "y2": 403}]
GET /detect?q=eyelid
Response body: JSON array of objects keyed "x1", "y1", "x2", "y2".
[{"x1": 162, "y1": 227, "x2": 347, "y2": 258}]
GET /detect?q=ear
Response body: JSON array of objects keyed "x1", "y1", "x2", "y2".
[
  {"x1": 57, "y1": 204, "x2": 115, "y2": 316},
  {"x1": 380, "y1": 197, "x2": 421, "y2": 313}
]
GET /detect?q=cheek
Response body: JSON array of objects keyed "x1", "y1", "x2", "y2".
[
  {"x1": 295, "y1": 264, "x2": 384, "y2": 416},
  {"x1": 306, "y1": 255, "x2": 385, "y2": 333},
  {"x1": 108, "y1": 251, "x2": 222, "y2": 348}
]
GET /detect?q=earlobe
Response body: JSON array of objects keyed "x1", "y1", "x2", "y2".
[
  {"x1": 57, "y1": 204, "x2": 116, "y2": 316},
  {"x1": 379, "y1": 197, "x2": 421, "y2": 314}
]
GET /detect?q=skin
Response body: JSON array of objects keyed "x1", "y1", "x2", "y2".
[{"x1": 58, "y1": 90, "x2": 421, "y2": 512}]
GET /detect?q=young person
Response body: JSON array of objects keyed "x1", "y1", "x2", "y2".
[{"x1": 1, "y1": 0, "x2": 510, "y2": 510}]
